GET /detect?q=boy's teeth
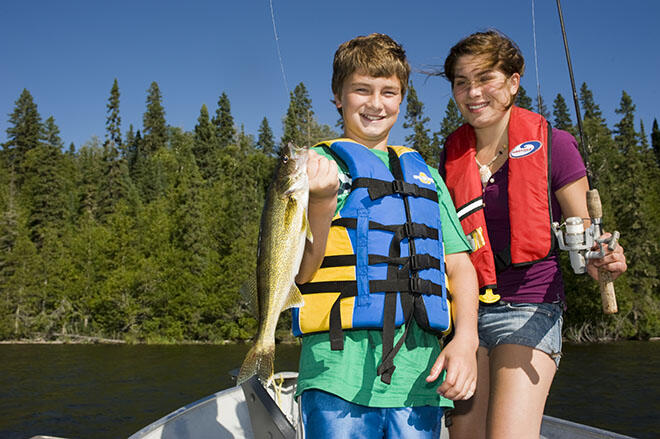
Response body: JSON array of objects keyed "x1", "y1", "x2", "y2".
[{"x1": 362, "y1": 114, "x2": 383, "y2": 120}]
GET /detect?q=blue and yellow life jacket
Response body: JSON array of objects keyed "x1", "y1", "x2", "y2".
[{"x1": 292, "y1": 139, "x2": 451, "y2": 383}]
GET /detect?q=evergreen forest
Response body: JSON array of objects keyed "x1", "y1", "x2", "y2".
[{"x1": 1, "y1": 79, "x2": 658, "y2": 344}]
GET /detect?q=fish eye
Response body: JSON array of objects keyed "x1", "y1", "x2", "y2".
[{"x1": 282, "y1": 155, "x2": 289, "y2": 163}]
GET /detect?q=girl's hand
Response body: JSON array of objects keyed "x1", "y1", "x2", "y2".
[{"x1": 586, "y1": 233, "x2": 627, "y2": 281}]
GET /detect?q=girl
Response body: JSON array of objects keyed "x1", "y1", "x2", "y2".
[{"x1": 439, "y1": 30, "x2": 627, "y2": 439}]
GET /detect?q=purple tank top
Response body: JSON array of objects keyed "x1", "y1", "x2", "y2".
[{"x1": 483, "y1": 129, "x2": 586, "y2": 303}]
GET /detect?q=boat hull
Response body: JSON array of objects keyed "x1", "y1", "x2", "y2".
[{"x1": 126, "y1": 372, "x2": 635, "y2": 439}]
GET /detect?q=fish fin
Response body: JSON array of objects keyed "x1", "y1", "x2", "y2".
[
  {"x1": 237, "y1": 341, "x2": 275, "y2": 385},
  {"x1": 239, "y1": 277, "x2": 258, "y2": 317},
  {"x1": 303, "y1": 211, "x2": 313, "y2": 244},
  {"x1": 283, "y1": 283, "x2": 305, "y2": 310}
]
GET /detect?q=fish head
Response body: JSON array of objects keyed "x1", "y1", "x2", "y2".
[{"x1": 276, "y1": 142, "x2": 309, "y2": 196}]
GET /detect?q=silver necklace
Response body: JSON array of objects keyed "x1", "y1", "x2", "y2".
[{"x1": 475, "y1": 148, "x2": 505, "y2": 185}]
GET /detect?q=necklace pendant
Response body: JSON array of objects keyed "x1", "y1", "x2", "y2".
[{"x1": 479, "y1": 165, "x2": 492, "y2": 184}]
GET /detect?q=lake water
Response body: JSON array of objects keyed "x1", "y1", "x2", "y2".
[{"x1": 0, "y1": 341, "x2": 657, "y2": 439}]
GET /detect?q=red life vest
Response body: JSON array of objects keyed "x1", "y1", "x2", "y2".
[{"x1": 443, "y1": 106, "x2": 554, "y2": 302}]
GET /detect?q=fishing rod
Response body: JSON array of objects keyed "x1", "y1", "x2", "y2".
[{"x1": 552, "y1": 0, "x2": 618, "y2": 314}]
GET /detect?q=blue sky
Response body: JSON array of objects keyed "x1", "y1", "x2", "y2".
[{"x1": 1, "y1": 0, "x2": 658, "y2": 149}]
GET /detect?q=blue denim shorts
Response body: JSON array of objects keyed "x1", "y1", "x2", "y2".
[
  {"x1": 478, "y1": 301, "x2": 563, "y2": 367},
  {"x1": 299, "y1": 389, "x2": 444, "y2": 439}
]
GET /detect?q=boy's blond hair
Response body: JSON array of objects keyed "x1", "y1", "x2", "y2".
[{"x1": 332, "y1": 33, "x2": 410, "y2": 100}]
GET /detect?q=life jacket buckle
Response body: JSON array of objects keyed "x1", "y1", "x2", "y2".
[
  {"x1": 409, "y1": 276, "x2": 423, "y2": 294},
  {"x1": 410, "y1": 254, "x2": 431, "y2": 271},
  {"x1": 403, "y1": 222, "x2": 414, "y2": 239},
  {"x1": 392, "y1": 179, "x2": 405, "y2": 195}
]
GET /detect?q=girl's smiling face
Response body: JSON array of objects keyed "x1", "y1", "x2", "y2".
[{"x1": 452, "y1": 54, "x2": 520, "y2": 130}]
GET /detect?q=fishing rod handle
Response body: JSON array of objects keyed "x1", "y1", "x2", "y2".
[
  {"x1": 586, "y1": 189, "x2": 618, "y2": 314},
  {"x1": 599, "y1": 269, "x2": 618, "y2": 314}
]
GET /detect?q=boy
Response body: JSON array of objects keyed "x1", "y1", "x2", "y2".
[{"x1": 293, "y1": 33, "x2": 479, "y2": 438}]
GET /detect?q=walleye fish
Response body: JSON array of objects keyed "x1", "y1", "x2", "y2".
[{"x1": 237, "y1": 142, "x2": 311, "y2": 385}]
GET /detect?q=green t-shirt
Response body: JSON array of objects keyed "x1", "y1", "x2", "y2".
[{"x1": 296, "y1": 144, "x2": 470, "y2": 408}]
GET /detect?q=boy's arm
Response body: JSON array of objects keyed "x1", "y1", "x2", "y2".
[
  {"x1": 295, "y1": 150, "x2": 339, "y2": 284},
  {"x1": 425, "y1": 251, "x2": 479, "y2": 401}
]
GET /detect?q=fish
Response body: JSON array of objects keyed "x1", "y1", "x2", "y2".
[{"x1": 237, "y1": 142, "x2": 311, "y2": 385}]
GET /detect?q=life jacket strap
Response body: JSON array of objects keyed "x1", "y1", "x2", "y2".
[
  {"x1": 352, "y1": 177, "x2": 439, "y2": 202},
  {"x1": 298, "y1": 278, "x2": 444, "y2": 296},
  {"x1": 377, "y1": 291, "x2": 414, "y2": 384},
  {"x1": 329, "y1": 296, "x2": 344, "y2": 350},
  {"x1": 320, "y1": 253, "x2": 441, "y2": 271},
  {"x1": 331, "y1": 218, "x2": 439, "y2": 241}
]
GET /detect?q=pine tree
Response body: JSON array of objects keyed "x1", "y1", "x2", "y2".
[
  {"x1": 193, "y1": 104, "x2": 218, "y2": 181},
  {"x1": 4, "y1": 89, "x2": 44, "y2": 179},
  {"x1": 106, "y1": 79, "x2": 122, "y2": 148},
  {"x1": 652, "y1": 119, "x2": 660, "y2": 166},
  {"x1": 237, "y1": 124, "x2": 255, "y2": 153},
  {"x1": 1, "y1": 225, "x2": 40, "y2": 337},
  {"x1": 125, "y1": 124, "x2": 139, "y2": 175},
  {"x1": 578, "y1": 82, "x2": 613, "y2": 185},
  {"x1": 580, "y1": 82, "x2": 605, "y2": 125},
  {"x1": 138, "y1": 83, "x2": 168, "y2": 201},
  {"x1": 0, "y1": 174, "x2": 20, "y2": 295},
  {"x1": 639, "y1": 120, "x2": 649, "y2": 149},
  {"x1": 536, "y1": 94, "x2": 550, "y2": 119},
  {"x1": 142, "y1": 82, "x2": 167, "y2": 155},
  {"x1": 257, "y1": 117, "x2": 275, "y2": 155},
  {"x1": 98, "y1": 140, "x2": 131, "y2": 220},
  {"x1": 433, "y1": 98, "x2": 464, "y2": 150},
  {"x1": 170, "y1": 131, "x2": 208, "y2": 276},
  {"x1": 403, "y1": 82, "x2": 434, "y2": 165},
  {"x1": 281, "y1": 82, "x2": 314, "y2": 149},
  {"x1": 44, "y1": 116, "x2": 64, "y2": 150},
  {"x1": 21, "y1": 141, "x2": 68, "y2": 245},
  {"x1": 515, "y1": 85, "x2": 533, "y2": 110},
  {"x1": 76, "y1": 136, "x2": 105, "y2": 217},
  {"x1": 552, "y1": 93, "x2": 574, "y2": 133},
  {"x1": 213, "y1": 92, "x2": 236, "y2": 148},
  {"x1": 614, "y1": 91, "x2": 637, "y2": 155}
]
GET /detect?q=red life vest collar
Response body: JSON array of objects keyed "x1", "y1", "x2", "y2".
[{"x1": 444, "y1": 106, "x2": 554, "y2": 298}]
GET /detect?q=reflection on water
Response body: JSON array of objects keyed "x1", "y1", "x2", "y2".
[{"x1": 0, "y1": 341, "x2": 657, "y2": 439}]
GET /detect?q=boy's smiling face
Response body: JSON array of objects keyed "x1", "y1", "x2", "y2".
[{"x1": 334, "y1": 72, "x2": 402, "y2": 152}]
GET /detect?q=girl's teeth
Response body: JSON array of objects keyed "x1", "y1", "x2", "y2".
[{"x1": 468, "y1": 103, "x2": 488, "y2": 110}]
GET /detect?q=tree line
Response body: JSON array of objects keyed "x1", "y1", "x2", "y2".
[{"x1": 1, "y1": 78, "x2": 658, "y2": 343}]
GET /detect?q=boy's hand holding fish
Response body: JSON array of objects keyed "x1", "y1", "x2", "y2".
[{"x1": 296, "y1": 150, "x2": 340, "y2": 284}]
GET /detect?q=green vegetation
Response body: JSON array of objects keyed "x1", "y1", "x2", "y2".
[{"x1": 1, "y1": 79, "x2": 658, "y2": 343}]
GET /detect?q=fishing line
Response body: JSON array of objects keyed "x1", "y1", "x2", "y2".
[
  {"x1": 269, "y1": 0, "x2": 289, "y2": 96},
  {"x1": 531, "y1": 0, "x2": 543, "y2": 114}
]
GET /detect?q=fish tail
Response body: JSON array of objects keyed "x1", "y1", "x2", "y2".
[{"x1": 236, "y1": 342, "x2": 275, "y2": 385}]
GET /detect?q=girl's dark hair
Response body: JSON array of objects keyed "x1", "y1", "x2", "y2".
[{"x1": 442, "y1": 29, "x2": 525, "y2": 84}]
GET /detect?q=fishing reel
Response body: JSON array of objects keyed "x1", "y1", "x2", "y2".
[{"x1": 552, "y1": 217, "x2": 620, "y2": 274}]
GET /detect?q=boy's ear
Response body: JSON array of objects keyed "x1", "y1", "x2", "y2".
[{"x1": 333, "y1": 94, "x2": 342, "y2": 109}]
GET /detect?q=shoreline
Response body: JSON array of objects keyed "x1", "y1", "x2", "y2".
[
  {"x1": 0, "y1": 335, "x2": 302, "y2": 345},
  {"x1": 0, "y1": 337, "x2": 656, "y2": 345}
]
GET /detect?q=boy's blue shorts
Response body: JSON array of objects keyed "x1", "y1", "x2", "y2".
[{"x1": 299, "y1": 389, "x2": 444, "y2": 439}]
